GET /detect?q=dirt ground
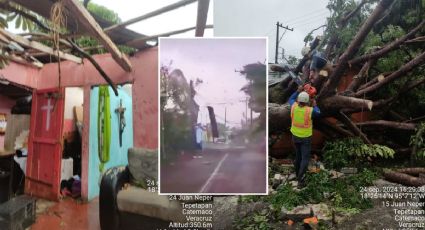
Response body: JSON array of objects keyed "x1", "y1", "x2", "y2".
[
  {"x1": 335, "y1": 202, "x2": 399, "y2": 229},
  {"x1": 333, "y1": 179, "x2": 424, "y2": 229}
]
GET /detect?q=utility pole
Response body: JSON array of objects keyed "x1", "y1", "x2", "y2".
[
  {"x1": 275, "y1": 21, "x2": 293, "y2": 64},
  {"x1": 245, "y1": 97, "x2": 248, "y2": 126},
  {"x1": 281, "y1": 47, "x2": 285, "y2": 62},
  {"x1": 250, "y1": 107, "x2": 253, "y2": 126},
  {"x1": 224, "y1": 106, "x2": 227, "y2": 128}
]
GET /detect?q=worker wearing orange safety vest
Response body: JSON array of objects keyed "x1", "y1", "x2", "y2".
[{"x1": 288, "y1": 86, "x2": 321, "y2": 188}]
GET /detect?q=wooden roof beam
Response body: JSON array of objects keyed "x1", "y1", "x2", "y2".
[
  {"x1": 0, "y1": 28, "x2": 82, "y2": 63},
  {"x1": 9, "y1": 54, "x2": 44, "y2": 68},
  {"x1": 104, "y1": 0, "x2": 197, "y2": 32},
  {"x1": 195, "y1": 0, "x2": 210, "y2": 37},
  {"x1": 126, "y1": 25, "x2": 213, "y2": 47},
  {"x1": 63, "y1": 0, "x2": 132, "y2": 72}
]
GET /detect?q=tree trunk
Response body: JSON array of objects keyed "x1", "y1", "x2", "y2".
[
  {"x1": 396, "y1": 168, "x2": 425, "y2": 176},
  {"x1": 383, "y1": 170, "x2": 425, "y2": 187},
  {"x1": 355, "y1": 120, "x2": 416, "y2": 130},
  {"x1": 321, "y1": 95, "x2": 373, "y2": 111},
  {"x1": 269, "y1": 103, "x2": 291, "y2": 134},
  {"x1": 319, "y1": 0, "x2": 395, "y2": 98}
]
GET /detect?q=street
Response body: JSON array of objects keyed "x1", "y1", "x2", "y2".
[{"x1": 160, "y1": 142, "x2": 267, "y2": 194}]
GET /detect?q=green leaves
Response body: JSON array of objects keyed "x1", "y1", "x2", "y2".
[
  {"x1": 0, "y1": 16, "x2": 7, "y2": 28},
  {"x1": 270, "y1": 183, "x2": 304, "y2": 210},
  {"x1": 5, "y1": 8, "x2": 36, "y2": 32},
  {"x1": 86, "y1": 1, "x2": 121, "y2": 24},
  {"x1": 410, "y1": 122, "x2": 425, "y2": 158},
  {"x1": 233, "y1": 209, "x2": 273, "y2": 230},
  {"x1": 323, "y1": 138, "x2": 395, "y2": 170}
]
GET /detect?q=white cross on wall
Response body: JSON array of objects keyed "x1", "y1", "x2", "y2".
[{"x1": 41, "y1": 98, "x2": 53, "y2": 131}]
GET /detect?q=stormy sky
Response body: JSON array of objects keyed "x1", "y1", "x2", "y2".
[{"x1": 214, "y1": 0, "x2": 329, "y2": 62}]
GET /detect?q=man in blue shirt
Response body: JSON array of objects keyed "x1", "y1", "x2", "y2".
[
  {"x1": 195, "y1": 123, "x2": 204, "y2": 158},
  {"x1": 288, "y1": 86, "x2": 321, "y2": 188}
]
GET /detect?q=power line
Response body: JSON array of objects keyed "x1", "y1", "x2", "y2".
[
  {"x1": 281, "y1": 8, "x2": 328, "y2": 24},
  {"x1": 293, "y1": 20, "x2": 329, "y2": 30},
  {"x1": 291, "y1": 12, "x2": 329, "y2": 27}
]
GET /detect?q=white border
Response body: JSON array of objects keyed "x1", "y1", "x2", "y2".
[{"x1": 158, "y1": 37, "x2": 269, "y2": 196}]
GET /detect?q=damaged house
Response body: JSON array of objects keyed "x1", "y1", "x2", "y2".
[{"x1": 0, "y1": 0, "x2": 211, "y2": 229}]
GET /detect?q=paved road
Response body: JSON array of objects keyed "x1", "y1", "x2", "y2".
[{"x1": 160, "y1": 143, "x2": 267, "y2": 194}]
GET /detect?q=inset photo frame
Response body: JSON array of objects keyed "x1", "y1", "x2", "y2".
[{"x1": 159, "y1": 37, "x2": 268, "y2": 195}]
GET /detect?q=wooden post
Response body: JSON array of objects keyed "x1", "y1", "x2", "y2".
[
  {"x1": 195, "y1": 0, "x2": 210, "y2": 36},
  {"x1": 63, "y1": 0, "x2": 132, "y2": 72}
]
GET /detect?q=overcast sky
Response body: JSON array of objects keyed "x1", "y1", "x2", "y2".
[
  {"x1": 160, "y1": 38, "x2": 266, "y2": 128},
  {"x1": 91, "y1": 0, "x2": 213, "y2": 37},
  {"x1": 214, "y1": 0, "x2": 329, "y2": 62}
]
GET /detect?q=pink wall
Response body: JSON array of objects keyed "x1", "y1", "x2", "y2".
[
  {"x1": 37, "y1": 49, "x2": 158, "y2": 149},
  {"x1": 0, "y1": 62, "x2": 39, "y2": 89},
  {"x1": 0, "y1": 94, "x2": 15, "y2": 151},
  {"x1": 0, "y1": 49, "x2": 158, "y2": 200},
  {"x1": 39, "y1": 49, "x2": 158, "y2": 200},
  {"x1": 0, "y1": 94, "x2": 15, "y2": 114},
  {"x1": 129, "y1": 49, "x2": 158, "y2": 149}
]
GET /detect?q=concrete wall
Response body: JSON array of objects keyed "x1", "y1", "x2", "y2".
[
  {"x1": 88, "y1": 86, "x2": 133, "y2": 200},
  {"x1": 0, "y1": 94, "x2": 15, "y2": 151}
]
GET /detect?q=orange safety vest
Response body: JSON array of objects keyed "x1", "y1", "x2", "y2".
[{"x1": 290, "y1": 102, "x2": 313, "y2": 138}]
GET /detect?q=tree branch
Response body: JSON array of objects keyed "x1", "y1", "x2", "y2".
[
  {"x1": 318, "y1": 0, "x2": 395, "y2": 99},
  {"x1": 355, "y1": 120, "x2": 417, "y2": 130},
  {"x1": 336, "y1": 111, "x2": 372, "y2": 144},
  {"x1": 339, "y1": 0, "x2": 369, "y2": 26},
  {"x1": 345, "y1": 59, "x2": 376, "y2": 93},
  {"x1": 357, "y1": 71, "x2": 392, "y2": 91},
  {"x1": 317, "y1": 118, "x2": 354, "y2": 137},
  {"x1": 355, "y1": 51, "x2": 425, "y2": 96},
  {"x1": 405, "y1": 35, "x2": 425, "y2": 43},
  {"x1": 67, "y1": 39, "x2": 119, "y2": 96},
  {"x1": 325, "y1": 0, "x2": 369, "y2": 59},
  {"x1": 350, "y1": 20, "x2": 425, "y2": 65},
  {"x1": 278, "y1": 36, "x2": 322, "y2": 103}
]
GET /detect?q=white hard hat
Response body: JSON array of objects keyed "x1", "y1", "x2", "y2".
[
  {"x1": 297, "y1": 92, "x2": 310, "y2": 103},
  {"x1": 301, "y1": 46, "x2": 311, "y2": 56}
]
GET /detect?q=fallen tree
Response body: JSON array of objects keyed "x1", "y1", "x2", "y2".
[
  {"x1": 269, "y1": 0, "x2": 425, "y2": 153},
  {"x1": 383, "y1": 169, "x2": 425, "y2": 187}
]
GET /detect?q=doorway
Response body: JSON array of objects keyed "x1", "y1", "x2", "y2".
[{"x1": 25, "y1": 88, "x2": 65, "y2": 201}]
